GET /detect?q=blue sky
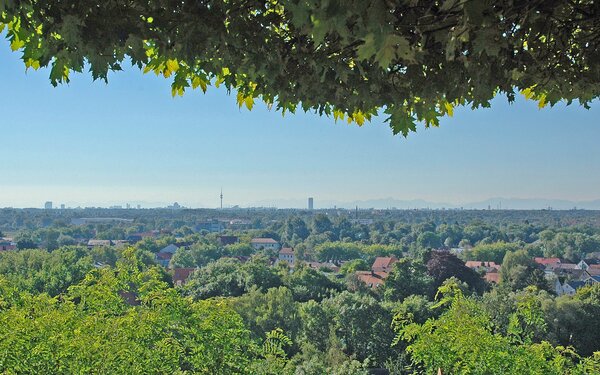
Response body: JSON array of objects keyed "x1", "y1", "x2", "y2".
[{"x1": 1, "y1": 40, "x2": 599, "y2": 209}]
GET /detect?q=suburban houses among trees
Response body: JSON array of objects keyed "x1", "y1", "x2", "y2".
[
  {"x1": 1, "y1": 207, "x2": 600, "y2": 372},
  {"x1": 1, "y1": 0, "x2": 599, "y2": 372}
]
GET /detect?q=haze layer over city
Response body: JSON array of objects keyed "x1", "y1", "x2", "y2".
[{"x1": 1, "y1": 43, "x2": 599, "y2": 210}]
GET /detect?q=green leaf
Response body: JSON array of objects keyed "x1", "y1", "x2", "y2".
[
  {"x1": 386, "y1": 107, "x2": 416, "y2": 136},
  {"x1": 375, "y1": 34, "x2": 413, "y2": 68},
  {"x1": 357, "y1": 33, "x2": 377, "y2": 61},
  {"x1": 311, "y1": 18, "x2": 329, "y2": 45}
]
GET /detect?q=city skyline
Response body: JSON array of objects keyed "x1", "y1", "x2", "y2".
[{"x1": 9, "y1": 195, "x2": 600, "y2": 211}]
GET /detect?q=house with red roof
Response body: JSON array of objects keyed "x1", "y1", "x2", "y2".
[
  {"x1": 484, "y1": 269, "x2": 500, "y2": 284},
  {"x1": 354, "y1": 257, "x2": 399, "y2": 289},
  {"x1": 534, "y1": 257, "x2": 561, "y2": 266},
  {"x1": 371, "y1": 256, "x2": 398, "y2": 273},
  {"x1": 355, "y1": 271, "x2": 386, "y2": 288}
]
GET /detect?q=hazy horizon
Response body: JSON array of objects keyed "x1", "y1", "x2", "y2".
[
  {"x1": 2, "y1": 40, "x2": 599, "y2": 209},
  {"x1": 3, "y1": 195, "x2": 600, "y2": 211}
]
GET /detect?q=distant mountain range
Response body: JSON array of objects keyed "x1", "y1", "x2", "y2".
[{"x1": 247, "y1": 197, "x2": 600, "y2": 210}]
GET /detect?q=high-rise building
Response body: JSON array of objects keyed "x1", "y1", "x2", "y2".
[
  {"x1": 44, "y1": 201, "x2": 53, "y2": 210},
  {"x1": 60, "y1": 204, "x2": 65, "y2": 210},
  {"x1": 308, "y1": 197, "x2": 314, "y2": 210}
]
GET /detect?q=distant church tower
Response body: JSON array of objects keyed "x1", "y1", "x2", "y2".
[{"x1": 220, "y1": 188, "x2": 223, "y2": 209}]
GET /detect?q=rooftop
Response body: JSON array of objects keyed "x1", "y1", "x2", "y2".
[
  {"x1": 251, "y1": 238, "x2": 278, "y2": 243},
  {"x1": 279, "y1": 247, "x2": 294, "y2": 255}
]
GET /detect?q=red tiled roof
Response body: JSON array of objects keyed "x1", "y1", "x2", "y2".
[
  {"x1": 356, "y1": 270, "x2": 389, "y2": 279},
  {"x1": 356, "y1": 273, "x2": 385, "y2": 288},
  {"x1": 372, "y1": 256, "x2": 398, "y2": 272},
  {"x1": 534, "y1": 257, "x2": 561, "y2": 265},
  {"x1": 587, "y1": 268, "x2": 600, "y2": 276},
  {"x1": 484, "y1": 272, "x2": 500, "y2": 283}
]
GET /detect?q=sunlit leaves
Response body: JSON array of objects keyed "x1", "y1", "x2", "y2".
[
  {"x1": 237, "y1": 91, "x2": 255, "y2": 110},
  {"x1": 1, "y1": 0, "x2": 598, "y2": 135},
  {"x1": 192, "y1": 76, "x2": 208, "y2": 93},
  {"x1": 0, "y1": 250, "x2": 264, "y2": 373},
  {"x1": 521, "y1": 87, "x2": 536, "y2": 101}
]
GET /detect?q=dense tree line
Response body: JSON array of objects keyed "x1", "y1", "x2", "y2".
[{"x1": 1, "y1": 209, "x2": 600, "y2": 373}]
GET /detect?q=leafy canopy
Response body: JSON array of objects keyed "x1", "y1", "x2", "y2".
[{"x1": 1, "y1": 1, "x2": 598, "y2": 135}]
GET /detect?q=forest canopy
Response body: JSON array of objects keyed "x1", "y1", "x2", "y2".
[{"x1": 1, "y1": 0, "x2": 598, "y2": 135}]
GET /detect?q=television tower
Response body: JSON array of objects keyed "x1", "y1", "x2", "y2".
[{"x1": 220, "y1": 188, "x2": 223, "y2": 209}]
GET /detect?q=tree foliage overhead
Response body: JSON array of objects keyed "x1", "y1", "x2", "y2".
[{"x1": 1, "y1": 0, "x2": 598, "y2": 135}]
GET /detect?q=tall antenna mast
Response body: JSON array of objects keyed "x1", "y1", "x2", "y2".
[{"x1": 220, "y1": 188, "x2": 223, "y2": 209}]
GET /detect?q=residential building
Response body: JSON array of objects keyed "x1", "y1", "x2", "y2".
[
  {"x1": 546, "y1": 263, "x2": 581, "y2": 278},
  {"x1": 155, "y1": 244, "x2": 179, "y2": 267},
  {"x1": 577, "y1": 259, "x2": 600, "y2": 271},
  {"x1": 160, "y1": 244, "x2": 179, "y2": 254},
  {"x1": 355, "y1": 256, "x2": 399, "y2": 289},
  {"x1": 172, "y1": 268, "x2": 197, "y2": 286},
  {"x1": 464, "y1": 260, "x2": 501, "y2": 283},
  {"x1": 371, "y1": 256, "x2": 398, "y2": 273},
  {"x1": 155, "y1": 252, "x2": 173, "y2": 268},
  {"x1": 465, "y1": 261, "x2": 500, "y2": 273},
  {"x1": 484, "y1": 269, "x2": 500, "y2": 284},
  {"x1": 556, "y1": 275, "x2": 599, "y2": 296},
  {"x1": 279, "y1": 247, "x2": 295, "y2": 265},
  {"x1": 355, "y1": 271, "x2": 386, "y2": 288},
  {"x1": 251, "y1": 238, "x2": 280, "y2": 251},
  {"x1": 534, "y1": 257, "x2": 561, "y2": 266},
  {"x1": 0, "y1": 241, "x2": 16, "y2": 251},
  {"x1": 228, "y1": 219, "x2": 252, "y2": 229},
  {"x1": 195, "y1": 220, "x2": 225, "y2": 233}
]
